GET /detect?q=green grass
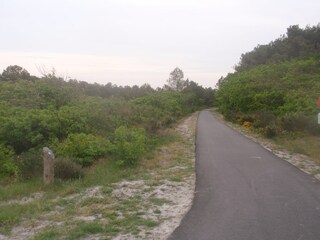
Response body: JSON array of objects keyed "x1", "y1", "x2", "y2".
[
  {"x1": 273, "y1": 134, "x2": 320, "y2": 164},
  {"x1": 0, "y1": 200, "x2": 55, "y2": 234},
  {"x1": 169, "y1": 176, "x2": 183, "y2": 182},
  {"x1": 66, "y1": 221, "x2": 105, "y2": 239},
  {"x1": 154, "y1": 209, "x2": 161, "y2": 214},
  {"x1": 33, "y1": 222, "x2": 120, "y2": 240},
  {"x1": 149, "y1": 197, "x2": 172, "y2": 206},
  {"x1": 101, "y1": 186, "x2": 113, "y2": 194},
  {"x1": 47, "y1": 211, "x2": 156, "y2": 238},
  {"x1": 111, "y1": 215, "x2": 159, "y2": 233},
  {"x1": 33, "y1": 228, "x2": 60, "y2": 240},
  {"x1": 79, "y1": 197, "x2": 113, "y2": 207},
  {"x1": 0, "y1": 158, "x2": 140, "y2": 236},
  {"x1": 0, "y1": 179, "x2": 44, "y2": 201}
]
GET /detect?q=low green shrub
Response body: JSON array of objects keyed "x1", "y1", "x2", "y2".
[
  {"x1": 280, "y1": 113, "x2": 320, "y2": 135},
  {"x1": 223, "y1": 110, "x2": 237, "y2": 122},
  {"x1": 253, "y1": 111, "x2": 276, "y2": 128},
  {"x1": 57, "y1": 133, "x2": 111, "y2": 166},
  {"x1": 113, "y1": 126, "x2": 146, "y2": 167},
  {"x1": 15, "y1": 150, "x2": 43, "y2": 180},
  {"x1": 0, "y1": 145, "x2": 17, "y2": 179},
  {"x1": 54, "y1": 157, "x2": 83, "y2": 180},
  {"x1": 263, "y1": 125, "x2": 279, "y2": 138}
]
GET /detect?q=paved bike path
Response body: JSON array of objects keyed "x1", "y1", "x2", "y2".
[{"x1": 169, "y1": 110, "x2": 320, "y2": 240}]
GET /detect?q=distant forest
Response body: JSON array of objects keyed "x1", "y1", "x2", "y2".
[
  {"x1": 216, "y1": 24, "x2": 320, "y2": 138},
  {"x1": 0, "y1": 66, "x2": 214, "y2": 182}
]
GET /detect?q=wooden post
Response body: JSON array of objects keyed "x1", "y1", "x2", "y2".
[{"x1": 43, "y1": 147, "x2": 55, "y2": 184}]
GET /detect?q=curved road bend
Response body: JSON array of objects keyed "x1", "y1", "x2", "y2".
[{"x1": 169, "y1": 110, "x2": 320, "y2": 240}]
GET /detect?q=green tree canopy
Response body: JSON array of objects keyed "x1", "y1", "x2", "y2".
[
  {"x1": 166, "y1": 67, "x2": 186, "y2": 91},
  {"x1": 235, "y1": 24, "x2": 320, "y2": 72},
  {"x1": 1, "y1": 65, "x2": 31, "y2": 81}
]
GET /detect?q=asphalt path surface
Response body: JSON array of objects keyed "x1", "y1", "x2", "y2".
[{"x1": 169, "y1": 110, "x2": 320, "y2": 240}]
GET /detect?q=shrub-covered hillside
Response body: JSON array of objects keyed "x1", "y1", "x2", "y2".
[
  {"x1": 0, "y1": 66, "x2": 214, "y2": 182},
  {"x1": 235, "y1": 24, "x2": 320, "y2": 72},
  {"x1": 216, "y1": 25, "x2": 320, "y2": 138}
]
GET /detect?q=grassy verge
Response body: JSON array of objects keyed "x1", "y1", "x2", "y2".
[
  {"x1": 273, "y1": 134, "x2": 320, "y2": 164},
  {"x1": 0, "y1": 113, "x2": 197, "y2": 239},
  {"x1": 0, "y1": 156, "x2": 160, "y2": 236}
]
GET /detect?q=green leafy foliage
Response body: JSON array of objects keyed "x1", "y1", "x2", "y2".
[
  {"x1": 217, "y1": 58, "x2": 320, "y2": 116},
  {"x1": 57, "y1": 134, "x2": 111, "y2": 166},
  {"x1": 113, "y1": 126, "x2": 146, "y2": 166},
  {"x1": 217, "y1": 24, "x2": 320, "y2": 137},
  {"x1": 0, "y1": 65, "x2": 31, "y2": 81},
  {"x1": 0, "y1": 108, "x2": 59, "y2": 154},
  {"x1": 130, "y1": 92, "x2": 183, "y2": 132},
  {"x1": 0, "y1": 66, "x2": 214, "y2": 182},
  {"x1": 166, "y1": 67, "x2": 186, "y2": 91},
  {"x1": 235, "y1": 24, "x2": 320, "y2": 72},
  {"x1": 0, "y1": 145, "x2": 17, "y2": 179},
  {"x1": 15, "y1": 150, "x2": 43, "y2": 180}
]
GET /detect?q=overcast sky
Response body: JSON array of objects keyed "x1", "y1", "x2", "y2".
[{"x1": 0, "y1": 0, "x2": 319, "y2": 88}]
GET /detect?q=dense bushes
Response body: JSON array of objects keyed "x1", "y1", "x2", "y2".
[
  {"x1": 217, "y1": 25, "x2": 320, "y2": 138},
  {"x1": 57, "y1": 134, "x2": 111, "y2": 166},
  {"x1": 280, "y1": 113, "x2": 320, "y2": 135},
  {"x1": 217, "y1": 56, "x2": 320, "y2": 138},
  {"x1": 217, "y1": 58, "x2": 320, "y2": 116},
  {"x1": 54, "y1": 158, "x2": 83, "y2": 180},
  {"x1": 0, "y1": 67, "x2": 214, "y2": 182},
  {"x1": 113, "y1": 126, "x2": 146, "y2": 166},
  {"x1": 15, "y1": 150, "x2": 43, "y2": 180},
  {"x1": 0, "y1": 145, "x2": 16, "y2": 179},
  {"x1": 130, "y1": 92, "x2": 183, "y2": 132},
  {"x1": 235, "y1": 25, "x2": 320, "y2": 72}
]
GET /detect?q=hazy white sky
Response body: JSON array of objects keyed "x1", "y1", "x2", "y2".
[{"x1": 0, "y1": 0, "x2": 319, "y2": 88}]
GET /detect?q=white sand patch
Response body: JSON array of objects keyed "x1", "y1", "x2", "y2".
[
  {"x1": 112, "y1": 180, "x2": 148, "y2": 199},
  {"x1": 145, "y1": 176, "x2": 195, "y2": 240},
  {"x1": 0, "y1": 192, "x2": 45, "y2": 207},
  {"x1": 6, "y1": 221, "x2": 64, "y2": 240}
]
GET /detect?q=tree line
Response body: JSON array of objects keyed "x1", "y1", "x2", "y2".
[{"x1": 235, "y1": 24, "x2": 320, "y2": 72}]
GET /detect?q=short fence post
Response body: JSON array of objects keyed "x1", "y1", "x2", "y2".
[{"x1": 43, "y1": 147, "x2": 55, "y2": 184}]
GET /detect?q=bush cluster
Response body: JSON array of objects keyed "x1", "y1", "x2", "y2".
[
  {"x1": 54, "y1": 157, "x2": 83, "y2": 180},
  {"x1": 0, "y1": 145, "x2": 17, "y2": 179},
  {"x1": 113, "y1": 126, "x2": 146, "y2": 167},
  {"x1": 216, "y1": 25, "x2": 320, "y2": 138},
  {"x1": 0, "y1": 67, "x2": 215, "y2": 182},
  {"x1": 227, "y1": 111, "x2": 320, "y2": 139},
  {"x1": 217, "y1": 56, "x2": 320, "y2": 138},
  {"x1": 57, "y1": 133, "x2": 111, "y2": 166}
]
